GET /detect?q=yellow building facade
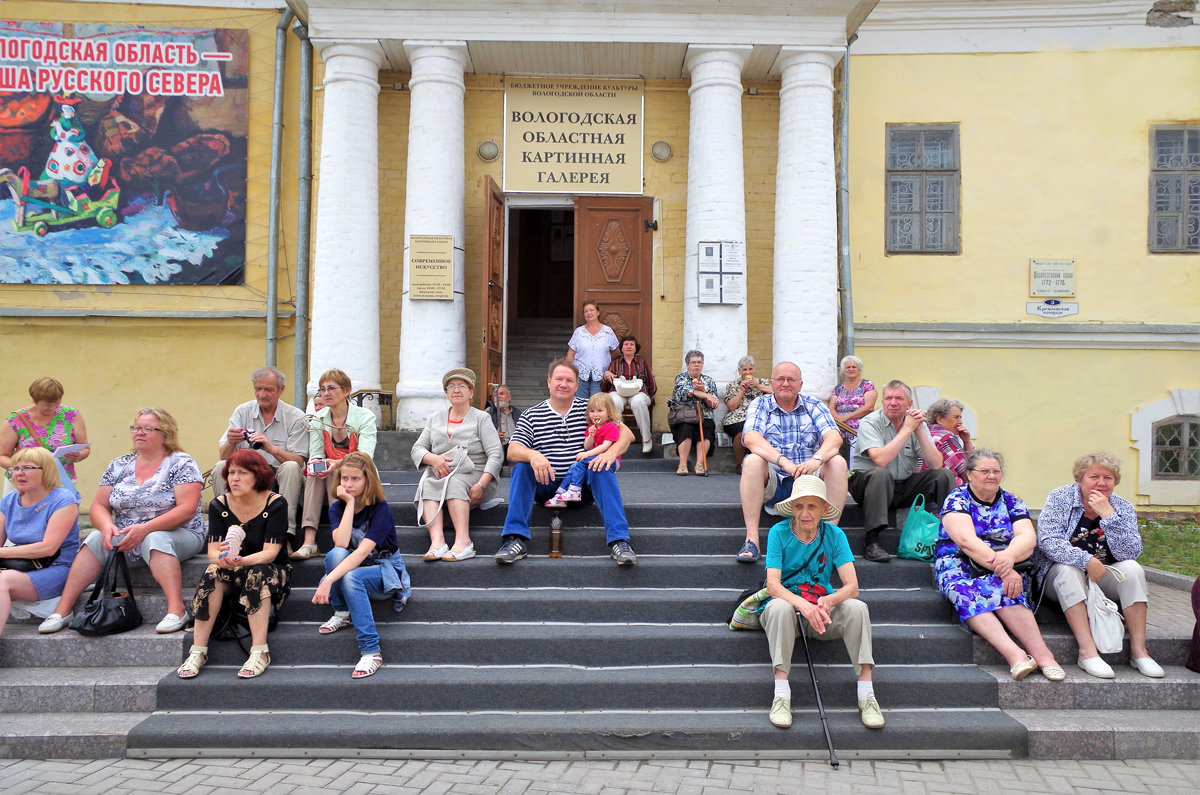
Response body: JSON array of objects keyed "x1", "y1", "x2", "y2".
[{"x1": 2, "y1": 1, "x2": 1197, "y2": 511}]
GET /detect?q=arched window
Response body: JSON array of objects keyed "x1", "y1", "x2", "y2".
[{"x1": 1152, "y1": 416, "x2": 1200, "y2": 480}]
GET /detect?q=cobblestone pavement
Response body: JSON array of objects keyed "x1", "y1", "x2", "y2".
[{"x1": 2, "y1": 757, "x2": 1199, "y2": 794}]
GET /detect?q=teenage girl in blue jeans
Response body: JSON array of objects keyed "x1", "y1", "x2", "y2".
[{"x1": 312, "y1": 451, "x2": 410, "y2": 679}]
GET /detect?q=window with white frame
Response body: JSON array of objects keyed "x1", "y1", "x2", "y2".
[
  {"x1": 1152, "y1": 415, "x2": 1200, "y2": 479},
  {"x1": 1149, "y1": 126, "x2": 1200, "y2": 252},
  {"x1": 885, "y1": 125, "x2": 959, "y2": 254}
]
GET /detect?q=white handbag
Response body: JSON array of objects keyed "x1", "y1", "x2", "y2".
[
  {"x1": 1085, "y1": 566, "x2": 1126, "y2": 654},
  {"x1": 613, "y1": 377, "x2": 643, "y2": 398}
]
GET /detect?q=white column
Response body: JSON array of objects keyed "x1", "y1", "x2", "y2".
[
  {"x1": 309, "y1": 43, "x2": 383, "y2": 394},
  {"x1": 772, "y1": 48, "x2": 841, "y2": 397},
  {"x1": 394, "y1": 41, "x2": 468, "y2": 429},
  {"x1": 683, "y1": 45, "x2": 750, "y2": 386}
]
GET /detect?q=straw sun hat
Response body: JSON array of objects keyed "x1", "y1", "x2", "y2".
[{"x1": 773, "y1": 475, "x2": 840, "y2": 521}]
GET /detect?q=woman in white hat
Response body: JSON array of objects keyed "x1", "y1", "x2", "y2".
[{"x1": 760, "y1": 475, "x2": 885, "y2": 731}]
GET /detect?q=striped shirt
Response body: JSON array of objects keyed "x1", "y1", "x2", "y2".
[
  {"x1": 509, "y1": 397, "x2": 589, "y2": 474},
  {"x1": 744, "y1": 393, "x2": 838, "y2": 473}
]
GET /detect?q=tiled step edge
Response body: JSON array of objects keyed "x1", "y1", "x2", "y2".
[
  {"x1": 983, "y1": 664, "x2": 1200, "y2": 710},
  {"x1": 1007, "y1": 709, "x2": 1200, "y2": 760},
  {"x1": 0, "y1": 667, "x2": 169, "y2": 714},
  {"x1": 0, "y1": 713, "x2": 149, "y2": 759}
]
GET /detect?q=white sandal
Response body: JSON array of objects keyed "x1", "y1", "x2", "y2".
[
  {"x1": 237, "y1": 645, "x2": 271, "y2": 678},
  {"x1": 441, "y1": 543, "x2": 476, "y2": 561},
  {"x1": 177, "y1": 645, "x2": 208, "y2": 679},
  {"x1": 318, "y1": 612, "x2": 352, "y2": 634},
  {"x1": 353, "y1": 653, "x2": 382, "y2": 679}
]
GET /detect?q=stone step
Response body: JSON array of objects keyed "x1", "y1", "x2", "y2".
[
  {"x1": 0, "y1": 713, "x2": 148, "y2": 759},
  {"x1": 126, "y1": 707, "x2": 1029, "y2": 758},
  {"x1": 972, "y1": 630, "x2": 1193, "y2": 668},
  {"x1": 0, "y1": 667, "x2": 166, "y2": 713},
  {"x1": 155, "y1": 662, "x2": 1000, "y2": 713},
  {"x1": 1008, "y1": 709, "x2": 1200, "y2": 760},
  {"x1": 195, "y1": 622, "x2": 973, "y2": 667},
  {"x1": 0, "y1": 626, "x2": 183, "y2": 669},
  {"x1": 985, "y1": 664, "x2": 1200, "y2": 710},
  {"x1": 280, "y1": 584, "x2": 954, "y2": 625}
]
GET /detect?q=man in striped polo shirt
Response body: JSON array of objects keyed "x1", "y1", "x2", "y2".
[{"x1": 494, "y1": 359, "x2": 637, "y2": 565}]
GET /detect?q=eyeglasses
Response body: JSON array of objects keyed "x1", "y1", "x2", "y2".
[
  {"x1": 129, "y1": 425, "x2": 163, "y2": 434},
  {"x1": 316, "y1": 385, "x2": 342, "y2": 394},
  {"x1": 972, "y1": 469, "x2": 1003, "y2": 477},
  {"x1": 10, "y1": 465, "x2": 43, "y2": 473},
  {"x1": 446, "y1": 384, "x2": 470, "y2": 392},
  {"x1": 772, "y1": 377, "x2": 800, "y2": 384}
]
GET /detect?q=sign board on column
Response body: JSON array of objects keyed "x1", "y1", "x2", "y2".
[
  {"x1": 697, "y1": 241, "x2": 745, "y2": 305},
  {"x1": 1030, "y1": 258, "x2": 1075, "y2": 297},
  {"x1": 504, "y1": 77, "x2": 644, "y2": 194},
  {"x1": 409, "y1": 235, "x2": 454, "y2": 300}
]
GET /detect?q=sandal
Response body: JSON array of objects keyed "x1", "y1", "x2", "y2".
[
  {"x1": 695, "y1": 466, "x2": 707, "y2": 477},
  {"x1": 353, "y1": 653, "x2": 383, "y2": 679},
  {"x1": 736, "y1": 540, "x2": 760, "y2": 563},
  {"x1": 319, "y1": 612, "x2": 352, "y2": 634},
  {"x1": 290, "y1": 543, "x2": 319, "y2": 560},
  {"x1": 237, "y1": 645, "x2": 271, "y2": 679},
  {"x1": 423, "y1": 543, "x2": 450, "y2": 562},
  {"x1": 177, "y1": 645, "x2": 208, "y2": 679},
  {"x1": 676, "y1": 462, "x2": 689, "y2": 476}
]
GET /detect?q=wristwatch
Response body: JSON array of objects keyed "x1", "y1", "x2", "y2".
[{"x1": 813, "y1": 455, "x2": 824, "y2": 464}]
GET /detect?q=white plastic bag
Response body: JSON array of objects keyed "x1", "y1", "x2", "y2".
[{"x1": 1086, "y1": 567, "x2": 1126, "y2": 654}]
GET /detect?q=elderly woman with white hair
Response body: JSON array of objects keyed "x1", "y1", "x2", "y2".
[
  {"x1": 915, "y1": 397, "x2": 976, "y2": 486},
  {"x1": 722, "y1": 355, "x2": 772, "y2": 474},
  {"x1": 826, "y1": 355, "x2": 876, "y2": 469},
  {"x1": 1033, "y1": 452, "x2": 1162, "y2": 679}
]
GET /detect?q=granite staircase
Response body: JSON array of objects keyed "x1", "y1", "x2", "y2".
[{"x1": 2, "y1": 449, "x2": 1197, "y2": 759}]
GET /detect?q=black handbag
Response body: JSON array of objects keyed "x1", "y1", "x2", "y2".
[
  {"x1": 963, "y1": 544, "x2": 1034, "y2": 578},
  {"x1": 71, "y1": 551, "x2": 143, "y2": 636},
  {"x1": 0, "y1": 550, "x2": 60, "y2": 572}
]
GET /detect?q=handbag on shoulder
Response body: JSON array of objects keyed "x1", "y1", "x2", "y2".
[{"x1": 70, "y1": 551, "x2": 143, "y2": 636}]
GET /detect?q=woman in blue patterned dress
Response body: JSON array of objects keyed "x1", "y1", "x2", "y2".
[{"x1": 934, "y1": 449, "x2": 1064, "y2": 681}]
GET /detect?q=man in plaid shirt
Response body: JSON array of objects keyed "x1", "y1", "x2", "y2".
[{"x1": 736, "y1": 362, "x2": 847, "y2": 563}]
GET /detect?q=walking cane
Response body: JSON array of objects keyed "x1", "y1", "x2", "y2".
[
  {"x1": 695, "y1": 397, "x2": 707, "y2": 473},
  {"x1": 797, "y1": 609, "x2": 839, "y2": 769}
]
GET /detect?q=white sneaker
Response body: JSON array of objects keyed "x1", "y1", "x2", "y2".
[
  {"x1": 156, "y1": 613, "x2": 188, "y2": 633},
  {"x1": 642, "y1": 440, "x2": 653, "y2": 454},
  {"x1": 38, "y1": 612, "x2": 73, "y2": 634}
]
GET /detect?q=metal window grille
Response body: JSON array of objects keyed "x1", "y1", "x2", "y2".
[
  {"x1": 885, "y1": 125, "x2": 960, "y2": 254},
  {"x1": 1151, "y1": 416, "x2": 1200, "y2": 480},
  {"x1": 1149, "y1": 126, "x2": 1200, "y2": 253}
]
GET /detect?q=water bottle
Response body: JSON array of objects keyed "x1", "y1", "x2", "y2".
[{"x1": 548, "y1": 513, "x2": 563, "y2": 558}]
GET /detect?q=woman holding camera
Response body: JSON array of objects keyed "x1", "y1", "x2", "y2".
[
  {"x1": 178, "y1": 450, "x2": 291, "y2": 679},
  {"x1": 0, "y1": 447, "x2": 80, "y2": 641},
  {"x1": 411, "y1": 368, "x2": 502, "y2": 562},
  {"x1": 293, "y1": 369, "x2": 377, "y2": 560}
]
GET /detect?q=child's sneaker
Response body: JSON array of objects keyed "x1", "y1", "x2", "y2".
[
  {"x1": 563, "y1": 485, "x2": 583, "y2": 503},
  {"x1": 545, "y1": 492, "x2": 568, "y2": 508}
]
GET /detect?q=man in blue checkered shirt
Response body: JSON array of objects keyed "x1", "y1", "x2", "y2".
[{"x1": 736, "y1": 362, "x2": 847, "y2": 563}]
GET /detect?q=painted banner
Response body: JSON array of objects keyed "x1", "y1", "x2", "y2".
[
  {"x1": 504, "y1": 77, "x2": 643, "y2": 194},
  {"x1": 0, "y1": 20, "x2": 248, "y2": 285}
]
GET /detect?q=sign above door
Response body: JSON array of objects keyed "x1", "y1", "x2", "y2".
[{"x1": 504, "y1": 77, "x2": 644, "y2": 194}]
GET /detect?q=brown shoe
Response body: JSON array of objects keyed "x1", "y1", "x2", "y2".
[{"x1": 863, "y1": 542, "x2": 892, "y2": 563}]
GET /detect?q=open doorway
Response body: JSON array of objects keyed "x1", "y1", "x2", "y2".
[{"x1": 502, "y1": 207, "x2": 577, "y2": 410}]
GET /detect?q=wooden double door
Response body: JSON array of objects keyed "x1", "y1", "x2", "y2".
[{"x1": 480, "y1": 176, "x2": 654, "y2": 403}]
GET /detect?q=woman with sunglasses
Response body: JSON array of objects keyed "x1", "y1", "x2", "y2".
[
  {"x1": 293, "y1": 369, "x2": 377, "y2": 560},
  {"x1": 39, "y1": 408, "x2": 204, "y2": 635},
  {"x1": 0, "y1": 447, "x2": 80, "y2": 640}
]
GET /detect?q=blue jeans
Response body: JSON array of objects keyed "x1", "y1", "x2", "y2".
[
  {"x1": 577, "y1": 379, "x2": 603, "y2": 399},
  {"x1": 502, "y1": 461, "x2": 630, "y2": 544},
  {"x1": 324, "y1": 547, "x2": 402, "y2": 655}
]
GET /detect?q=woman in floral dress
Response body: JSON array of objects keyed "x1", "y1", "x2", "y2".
[{"x1": 934, "y1": 448, "x2": 1064, "y2": 682}]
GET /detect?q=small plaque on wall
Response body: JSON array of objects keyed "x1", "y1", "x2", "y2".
[
  {"x1": 1026, "y1": 299, "x2": 1079, "y2": 318},
  {"x1": 409, "y1": 235, "x2": 454, "y2": 300},
  {"x1": 1030, "y1": 258, "x2": 1075, "y2": 297}
]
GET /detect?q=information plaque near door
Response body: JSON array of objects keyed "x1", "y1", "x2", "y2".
[
  {"x1": 409, "y1": 235, "x2": 454, "y2": 300},
  {"x1": 697, "y1": 241, "x2": 745, "y2": 305}
]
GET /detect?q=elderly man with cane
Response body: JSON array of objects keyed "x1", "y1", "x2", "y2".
[{"x1": 760, "y1": 476, "x2": 885, "y2": 734}]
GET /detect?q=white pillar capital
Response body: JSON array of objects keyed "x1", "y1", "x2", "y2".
[
  {"x1": 684, "y1": 45, "x2": 752, "y2": 92},
  {"x1": 776, "y1": 47, "x2": 842, "y2": 74},
  {"x1": 309, "y1": 41, "x2": 382, "y2": 394}
]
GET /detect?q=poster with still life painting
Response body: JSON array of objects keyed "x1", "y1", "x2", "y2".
[{"x1": 0, "y1": 20, "x2": 248, "y2": 285}]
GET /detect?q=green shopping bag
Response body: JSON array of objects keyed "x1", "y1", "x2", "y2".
[{"x1": 897, "y1": 493, "x2": 939, "y2": 561}]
